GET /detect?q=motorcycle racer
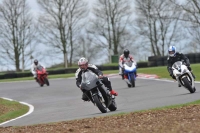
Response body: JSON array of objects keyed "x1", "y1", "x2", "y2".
[
  {"x1": 75, "y1": 57, "x2": 118, "y2": 101},
  {"x1": 31, "y1": 59, "x2": 45, "y2": 82},
  {"x1": 167, "y1": 46, "x2": 196, "y2": 83}
]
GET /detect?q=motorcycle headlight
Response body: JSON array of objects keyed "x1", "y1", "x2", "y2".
[{"x1": 176, "y1": 74, "x2": 181, "y2": 77}]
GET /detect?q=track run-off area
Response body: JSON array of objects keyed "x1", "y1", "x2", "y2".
[{"x1": 0, "y1": 73, "x2": 200, "y2": 127}]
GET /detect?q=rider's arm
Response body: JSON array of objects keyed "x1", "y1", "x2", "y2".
[
  {"x1": 129, "y1": 55, "x2": 134, "y2": 61},
  {"x1": 119, "y1": 55, "x2": 124, "y2": 67},
  {"x1": 167, "y1": 57, "x2": 173, "y2": 75},
  {"x1": 180, "y1": 53, "x2": 190, "y2": 66},
  {"x1": 129, "y1": 55, "x2": 137, "y2": 66},
  {"x1": 75, "y1": 69, "x2": 82, "y2": 88},
  {"x1": 31, "y1": 64, "x2": 35, "y2": 73},
  {"x1": 88, "y1": 64, "x2": 103, "y2": 76}
]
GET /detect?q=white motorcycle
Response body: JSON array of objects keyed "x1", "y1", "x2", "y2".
[{"x1": 172, "y1": 61, "x2": 196, "y2": 93}]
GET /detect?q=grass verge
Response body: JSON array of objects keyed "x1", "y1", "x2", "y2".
[{"x1": 0, "y1": 98, "x2": 29, "y2": 123}]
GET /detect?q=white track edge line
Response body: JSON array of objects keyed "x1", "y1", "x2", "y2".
[{"x1": 0, "y1": 97, "x2": 34, "y2": 126}]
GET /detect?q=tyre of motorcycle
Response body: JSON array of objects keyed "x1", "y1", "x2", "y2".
[
  {"x1": 44, "y1": 77, "x2": 50, "y2": 86},
  {"x1": 130, "y1": 74, "x2": 135, "y2": 87},
  {"x1": 98, "y1": 84, "x2": 111, "y2": 107},
  {"x1": 93, "y1": 94, "x2": 107, "y2": 113},
  {"x1": 37, "y1": 77, "x2": 44, "y2": 87},
  {"x1": 181, "y1": 77, "x2": 195, "y2": 93},
  {"x1": 99, "y1": 84, "x2": 117, "y2": 111},
  {"x1": 39, "y1": 81, "x2": 44, "y2": 87}
]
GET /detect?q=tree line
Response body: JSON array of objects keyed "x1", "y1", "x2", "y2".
[{"x1": 0, "y1": 0, "x2": 199, "y2": 71}]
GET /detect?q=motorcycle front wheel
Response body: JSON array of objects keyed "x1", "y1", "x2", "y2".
[
  {"x1": 93, "y1": 95, "x2": 107, "y2": 113},
  {"x1": 130, "y1": 74, "x2": 135, "y2": 87},
  {"x1": 182, "y1": 77, "x2": 195, "y2": 93}
]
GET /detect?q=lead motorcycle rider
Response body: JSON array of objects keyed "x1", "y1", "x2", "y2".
[
  {"x1": 75, "y1": 57, "x2": 118, "y2": 101},
  {"x1": 167, "y1": 46, "x2": 196, "y2": 87}
]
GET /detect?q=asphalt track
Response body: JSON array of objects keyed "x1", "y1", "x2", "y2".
[{"x1": 0, "y1": 74, "x2": 200, "y2": 127}]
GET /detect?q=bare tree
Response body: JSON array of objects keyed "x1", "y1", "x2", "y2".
[
  {"x1": 170, "y1": 0, "x2": 200, "y2": 47},
  {"x1": 73, "y1": 33, "x2": 104, "y2": 64},
  {"x1": 134, "y1": 0, "x2": 183, "y2": 57},
  {"x1": 37, "y1": 0, "x2": 88, "y2": 68},
  {"x1": 0, "y1": 0, "x2": 36, "y2": 71},
  {"x1": 89, "y1": 0, "x2": 135, "y2": 63}
]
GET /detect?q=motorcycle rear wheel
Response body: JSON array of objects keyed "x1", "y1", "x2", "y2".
[{"x1": 93, "y1": 95, "x2": 107, "y2": 113}]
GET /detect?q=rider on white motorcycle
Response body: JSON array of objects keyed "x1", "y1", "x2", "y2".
[
  {"x1": 31, "y1": 59, "x2": 45, "y2": 82},
  {"x1": 75, "y1": 57, "x2": 118, "y2": 101},
  {"x1": 119, "y1": 49, "x2": 137, "y2": 79},
  {"x1": 167, "y1": 46, "x2": 196, "y2": 86}
]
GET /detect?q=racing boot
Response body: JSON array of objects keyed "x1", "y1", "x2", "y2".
[
  {"x1": 121, "y1": 74, "x2": 124, "y2": 80},
  {"x1": 178, "y1": 83, "x2": 181, "y2": 87},
  {"x1": 110, "y1": 90, "x2": 118, "y2": 96},
  {"x1": 34, "y1": 77, "x2": 38, "y2": 82},
  {"x1": 82, "y1": 93, "x2": 89, "y2": 101}
]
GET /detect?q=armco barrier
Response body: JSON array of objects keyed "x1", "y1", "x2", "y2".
[
  {"x1": 186, "y1": 54, "x2": 195, "y2": 63},
  {"x1": 0, "y1": 62, "x2": 149, "y2": 79},
  {"x1": 148, "y1": 53, "x2": 200, "y2": 67},
  {"x1": 2, "y1": 53, "x2": 200, "y2": 79},
  {"x1": 195, "y1": 53, "x2": 200, "y2": 63}
]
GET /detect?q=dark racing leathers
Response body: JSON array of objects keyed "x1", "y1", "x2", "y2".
[
  {"x1": 167, "y1": 52, "x2": 195, "y2": 79},
  {"x1": 75, "y1": 64, "x2": 113, "y2": 101}
]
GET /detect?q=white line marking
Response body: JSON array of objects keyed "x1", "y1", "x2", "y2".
[{"x1": 0, "y1": 97, "x2": 34, "y2": 126}]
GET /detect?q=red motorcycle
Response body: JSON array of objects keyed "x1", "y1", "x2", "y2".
[{"x1": 36, "y1": 66, "x2": 49, "y2": 87}]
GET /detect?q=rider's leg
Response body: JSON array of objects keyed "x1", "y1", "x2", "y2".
[
  {"x1": 82, "y1": 93, "x2": 89, "y2": 101},
  {"x1": 101, "y1": 77, "x2": 118, "y2": 96},
  {"x1": 33, "y1": 73, "x2": 38, "y2": 82},
  {"x1": 187, "y1": 66, "x2": 196, "y2": 79}
]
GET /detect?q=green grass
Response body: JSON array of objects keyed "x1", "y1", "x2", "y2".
[
  {"x1": 0, "y1": 98, "x2": 29, "y2": 123},
  {"x1": 137, "y1": 63, "x2": 200, "y2": 81}
]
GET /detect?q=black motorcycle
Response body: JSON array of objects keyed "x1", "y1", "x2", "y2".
[{"x1": 81, "y1": 70, "x2": 117, "y2": 113}]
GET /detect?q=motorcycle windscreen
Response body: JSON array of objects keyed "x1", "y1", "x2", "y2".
[
  {"x1": 172, "y1": 61, "x2": 182, "y2": 70},
  {"x1": 81, "y1": 70, "x2": 99, "y2": 91},
  {"x1": 37, "y1": 65, "x2": 45, "y2": 74},
  {"x1": 124, "y1": 62, "x2": 136, "y2": 72}
]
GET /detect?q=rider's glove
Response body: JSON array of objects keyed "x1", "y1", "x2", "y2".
[
  {"x1": 98, "y1": 75, "x2": 104, "y2": 79},
  {"x1": 99, "y1": 75, "x2": 103, "y2": 79}
]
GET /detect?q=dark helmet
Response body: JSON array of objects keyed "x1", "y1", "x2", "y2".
[
  {"x1": 123, "y1": 49, "x2": 129, "y2": 58},
  {"x1": 34, "y1": 59, "x2": 38, "y2": 65}
]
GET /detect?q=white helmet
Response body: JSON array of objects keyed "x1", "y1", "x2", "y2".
[{"x1": 78, "y1": 57, "x2": 88, "y2": 70}]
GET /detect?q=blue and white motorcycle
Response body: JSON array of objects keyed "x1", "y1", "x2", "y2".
[{"x1": 122, "y1": 61, "x2": 137, "y2": 87}]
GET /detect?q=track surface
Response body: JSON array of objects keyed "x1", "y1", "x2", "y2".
[{"x1": 0, "y1": 75, "x2": 200, "y2": 127}]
